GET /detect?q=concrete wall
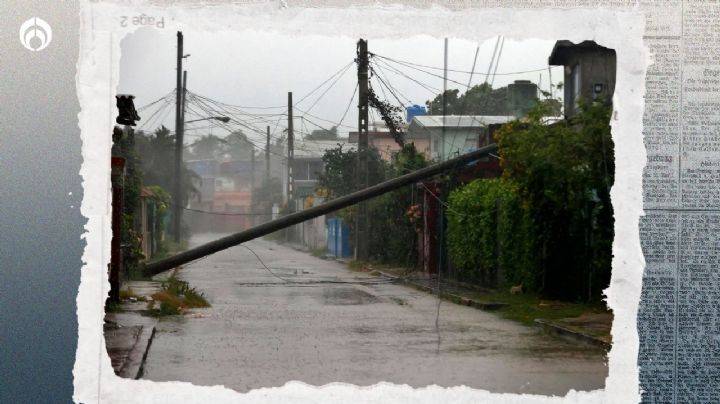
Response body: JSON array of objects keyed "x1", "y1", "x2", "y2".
[{"x1": 563, "y1": 48, "x2": 616, "y2": 118}]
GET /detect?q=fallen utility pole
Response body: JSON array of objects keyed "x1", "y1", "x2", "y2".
[{"x1": 142, "y1": 144, "x2": 497, "y2": 276}]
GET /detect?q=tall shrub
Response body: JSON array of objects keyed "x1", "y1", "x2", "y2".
[
  {"x1": 447, "y1": 179, "x2": 535, "y2": 288},
  {"x1": 494, "y1": 101, "x2": 614, "y2": 300}
]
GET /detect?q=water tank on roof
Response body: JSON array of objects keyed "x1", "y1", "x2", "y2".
[
  {"x1": 508, "y1": 80, "x2": 538, "y2": 118},
  {"x1": 406, "y1": 104, "x2": 427, "y2": 123}
]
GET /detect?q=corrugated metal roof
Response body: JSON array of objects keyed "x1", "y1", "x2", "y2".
[
  {"x1": 410, "y1": 115, "x2": 515, "y2": 128},
  {"x1": 293, "y1": 140, "x2": 350, "y2": 159}
]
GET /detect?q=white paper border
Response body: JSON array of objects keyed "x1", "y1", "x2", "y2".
[{"x1": 74, "y1": 2, "x2": 649, "y2": 403}]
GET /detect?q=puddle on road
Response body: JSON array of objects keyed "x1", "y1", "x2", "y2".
[{"x1": 322, "y1": 287, "x2": 380, "y2": 305}]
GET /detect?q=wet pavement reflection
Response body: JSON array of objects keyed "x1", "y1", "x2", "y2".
[{"x1": 141, "y1": 233, "x2": 608, "y2": 395}]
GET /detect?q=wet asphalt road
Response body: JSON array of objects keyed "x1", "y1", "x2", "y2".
[{"x1": 141, "y1": 234, "x2": 608, "y2": 395}]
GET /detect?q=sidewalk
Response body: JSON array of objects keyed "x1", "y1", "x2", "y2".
[
  {"x1": 362, "y1": 265, "x2": 612, "y2": 349},
  {"x1": 104, "y1": 280, "x2": 161, "y2": 379}
]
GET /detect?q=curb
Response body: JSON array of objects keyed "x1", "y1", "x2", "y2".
[
  {"x1": 117, "y1": 317, "x2": 158, "y2": 379},
  {"x1": 534, "y1": 319, "x2": 611, "y2": 349},
  {"x1": 373, "y1": 269, "x2": 508, "y2": 311},
  {"x1": 135, "y1": 326, "x2": 156, "y2": 379}
]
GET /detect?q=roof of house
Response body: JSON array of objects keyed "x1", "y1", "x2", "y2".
[
  {"x1": 408, "y1": 115, "x2": 515, "y2": 134},
  {"x1": 293, "y1": 139, "x2": 350, "y2": 159},
  {"x1": 548, "y1": 40, "x2": 614, "y2": 66}
]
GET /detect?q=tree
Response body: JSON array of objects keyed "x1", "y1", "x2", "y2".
[
  {"x1": 306, "y1": 126, "x2": 338, "y2": 141},
  {"x1": 316, "y1": 144, "x2": 386, "y2": 199},
  {"x1": 252, "y1": 177, "x2": 283, "y2": 216},
  {"x1": 187, "y1": 134, "x2": 226, "y2": 160},
  {"x1": 426, "y1": 89, "x2": 460, "y2": 115},
  {"x1": 135, "y1": 125, "x2": 199, "y2": 208},
  {"x1": 366, "y1": 144, "x2": 429, "y2": 265},
  {"x1": 494, "y1": 100, "x2": 614, "y2": 300},
  {"x1": 426, "y1": 83, "x2": 510, "y2": 116},
  {"x1": 224, "y1": 130, "x2": 254, "y2": 161}
]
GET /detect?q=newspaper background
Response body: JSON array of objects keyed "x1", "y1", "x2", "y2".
[{"x1": 72, "y1": 0, "x2": 715, "y2": 402}]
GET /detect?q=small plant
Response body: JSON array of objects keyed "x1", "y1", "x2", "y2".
[
  {"x1": 347, "y1": 260, "x2": 368, "y2": 272},
  {"x1": 105, "y1": 300, "x2": 124, "y2": 313},
  {"x1": 119, "y1": 288, "x2": 147, "y2": 302},
  {"x1": 309, "y1": 247, "x2": 327, "y2": 258},
  {"x1": 146, "y1": 275, "x2": 210, "y2": 317}
]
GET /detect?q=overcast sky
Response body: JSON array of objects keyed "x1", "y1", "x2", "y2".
[{"x1": 119, "y1": 28, "x2": 562, "y2": 148}]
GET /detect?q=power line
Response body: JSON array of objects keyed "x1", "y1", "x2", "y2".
[
  {"x1": 337, "y1": 83, "x2": 359, "y2": 129},
  {"x1": 371, "y1": 52, "x2": 561, "y2": 76},
  {"x1": 136, "y1": 90, "x2": 176, "y2": 111},
  {"x1": 241, "y1": 244, "x2": 289, "y2": 283},
  {"x1": 370, "y1": 65, "x2": 410, "y2": 108},
  {"x1": 372, "y1": 57, "x2": 441, "y2": 95},
  {"x1": 137, "y1": 97, "x2": 174, "y2": 131},
  {"x1": 371, "y1": 62, "x2": 413, "y2": 105},
  {"x1": 294, "y1": 60, "x2": 356, "y2": 106},
  {"x1": 300, "y1": 62, "x2": 355, "y2": 117},
  {"x1": 377, "y1": 55, "x2": 479, "y2": 88},
  {"x1": 183, "y1": 99, "x2": 291, "y2": 161}
]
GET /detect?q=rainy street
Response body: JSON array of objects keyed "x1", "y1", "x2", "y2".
[{"x1": 141, "y1": 234, "x2": 608, "y2": 395}]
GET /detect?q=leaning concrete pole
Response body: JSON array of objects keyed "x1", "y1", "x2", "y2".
[{"x1": 142, "y1": 144, "x2": 498, "y2": 276}]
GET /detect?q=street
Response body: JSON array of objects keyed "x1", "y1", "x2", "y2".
[{"x1": 141, "y1": 233, "x2": 608, "y2": 395}]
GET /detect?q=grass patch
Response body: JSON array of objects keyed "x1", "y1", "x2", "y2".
[
  {"x1": 347, "y1": 260, "x2": 375, "y2": 272},
  {"x1": 309, "y1": 247, "x2": 328, "y2": 258},
  {"x1": 466, "y1": 290, "x2": 608, "y2": 326},
  {"x1": 146, "y1": 276, "x2": 210, "y2": 317},
  {"x1": 119, "y1": 288, "x2": 147, "y2": 302},
  {"x1": 105, "y1": 300, "x2": 124, "y2": 313}
]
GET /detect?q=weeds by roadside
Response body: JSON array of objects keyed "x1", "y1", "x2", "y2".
[
  {"x1": 145, "y1": 275, "x2": 210, "y2": 317},
  {"x1": 466, "y1": 290, "x2": 609, "y2": 326},
  {"x1": 309, "y1": 247, "x2": 328, "y2": 258}
]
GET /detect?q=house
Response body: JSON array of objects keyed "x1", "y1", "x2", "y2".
[
  {"x1": 136, "y1": 187, "x2": 164, "y2": 259},
  {"x1": 185, "y1": 158, "x2": 219, "y2": 213},
  {"x1": 548, "y1": 40, "x2": 616, "y2": 119},
  {"x1": 184, "y1": 156, "x2": 260, "y2": 232},
  {"x1": 407, "y1": 115, "x2": 515, "y2": 162},
  {"x1": 348, "y1": 122, "x2": 430, "y2": 161},
  {"x1": 291, "y1": 139, "x2": 348, "y2": 200}
]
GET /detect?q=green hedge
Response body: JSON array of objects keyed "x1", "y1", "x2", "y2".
[{"x1": 447, "y1": 179, "x2": 536, "y2": 289}]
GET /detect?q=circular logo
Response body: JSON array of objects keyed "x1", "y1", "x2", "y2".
[{"x1": 19, "y1": 17, "x2": 52, "y2": 52}]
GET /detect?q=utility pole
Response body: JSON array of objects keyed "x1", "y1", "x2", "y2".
[
  {"x1": 355, "y1": 38, "x2": 369, "y2": 261},
  {"x1": 266, "y1": 125, "x2": 271, "y2": 185},
  {"x1": 172, "y1": 31, "x2": 184, "y2": 242},
  {"x1": 442, "y1": 37, "x2": 448, "y2": 161},
  {"x1": 438, "y1": 38, "x2": 449, "y2": 278},
  {"x1": 266, "y1": 125, "x2": 272, "y2": 218},
  {"x1": 250, "y1": 146, "x2": 256, "y2": 227},
  {"x1": 250, "y1": 147, "x2": 256, "y2": 195},
  {"x1": 287, "y1": 92, "x2": 294, "y2": 207}
]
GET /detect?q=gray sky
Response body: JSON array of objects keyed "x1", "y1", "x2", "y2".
[{"x1": 119, "y1": 28, "x2": 561, "y2": 148}]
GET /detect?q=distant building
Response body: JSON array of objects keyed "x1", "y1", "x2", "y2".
[
  {"x1": 507, "y1": 80, "x2": 539, "y2": 118},
  {"x1": 291, "y1": 139, "x2": 348, "y2": 199},
  {"x1": 549, "y1": 40, "x2": 616, "y2": 119},
  {"x1": 348, "y1": 120, "x2": 430, "y2": 161},
  {"x1": 407, "y1": 115, "x2": 514, "y2": 161}
]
